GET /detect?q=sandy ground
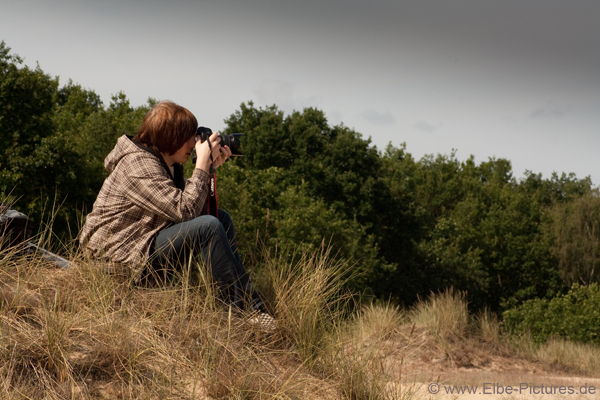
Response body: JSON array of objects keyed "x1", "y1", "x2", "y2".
[{"x1": 371, "y1": 327, "x2": 600, "y2": 400}]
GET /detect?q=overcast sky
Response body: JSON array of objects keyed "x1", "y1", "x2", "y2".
[{"x1": 2, "y1": 0, "x2": 599, "y2": 184}]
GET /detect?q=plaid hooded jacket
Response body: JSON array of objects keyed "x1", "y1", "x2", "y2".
[{"x1": 79, "y1": 135, "x2": 210, "y2": 276}]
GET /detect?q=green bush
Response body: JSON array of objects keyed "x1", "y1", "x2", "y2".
[{"x1": 502, "y1": 284, "x2": 600, "y2": 344}]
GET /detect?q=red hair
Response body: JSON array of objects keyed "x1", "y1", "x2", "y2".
[{"x1": 134, "y1": 100, "x2": 198, "y2": 155}]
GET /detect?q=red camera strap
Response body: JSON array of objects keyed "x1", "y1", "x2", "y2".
[
  {"x1": 203, "y1": 132, "x2": 219, "y2": 218},
  {"x1": 206, "y1": 173, "x2": 218, "y2": 218}
]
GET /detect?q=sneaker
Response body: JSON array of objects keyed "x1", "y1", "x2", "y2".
[{"x1": 248, "y1": 312, "x2": 277, "y2": 332}]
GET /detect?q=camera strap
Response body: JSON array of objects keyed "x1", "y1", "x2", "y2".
[
  {"x1": 206, "y1": 174, "x2": 218, "y2": 218},
  {"x1": 205, "y1": 138, "x2": 219, "y2": 218}
]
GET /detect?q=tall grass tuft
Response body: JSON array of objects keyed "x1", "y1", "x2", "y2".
[
  {"x1": 322, "y1": 302, "x2": 417, "y2": 400},
  {"x1": 354, "y1": 302, "x2": 405, "y2": 340},
  {"x1": 409, "y1": 287, "x2": 468, "y2": 341},
  {"x1": 258, "y1": 243, "x2": 354, "y2": 367},
  {"x1": 474, "y1": 307, "x2": 500, "y2": 342}
]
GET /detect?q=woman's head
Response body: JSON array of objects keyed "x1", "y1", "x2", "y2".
[{"x1": 135, "y1": 100, "x2": 198, "y2": 155}]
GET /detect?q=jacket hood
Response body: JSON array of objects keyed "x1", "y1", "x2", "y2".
[
  {"x1": 104, "y1": 135, "x2": 151, "y2": 173},
  {"x1": 104, "y1": 136, "x2": 182, "y2": 187}
]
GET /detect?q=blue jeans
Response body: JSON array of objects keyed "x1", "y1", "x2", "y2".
[{"x1": 149, "y1": 210, "x2": 263, "y2": 311}]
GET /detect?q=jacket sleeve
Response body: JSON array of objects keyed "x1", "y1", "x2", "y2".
[{"x1": 118, "y1": 152, "x2": 210, "y2": 223}]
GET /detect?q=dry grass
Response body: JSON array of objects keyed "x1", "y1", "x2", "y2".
[
  {"x1": 535, "y1": 338, "x2": 600, "y2": 374},
  {"x1": 409, "y1": 288, "x2": 468, "y2": 343},
  {"x1": 474, "y1": 308, "x2": 500, "y2": 342},
  {"x1": 258, "y1": 244, "x2": 353, "y2": 367},
  {"x1": 0, "y1": 242, "x2": 313, "y2": 399},
  {"x1": 321, "y1": 303, "x2": 422, "y2": 400},
  {"x1": 2, "y1": 231, "x2": 600, "y2": 399},
  {"x1": 508, "y1": 333, "x2": 600, "y2": 376},
  {"x1": 0, "y1": 237, "x2": 425, "y2": 399},
  {"x1": 353, "y1": 303, "x2": 406, "y2": 340},
  {"x1": 405, "y1": 288, "x2": 600, "y2": 378}
]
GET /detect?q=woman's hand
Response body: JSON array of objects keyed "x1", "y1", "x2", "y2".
[
  {"x1": 212, "y1": 142, "x2": 232, "y2": 169},
  {"x1": 194, "y1": 131, "x2": 231, "y2": 172}
]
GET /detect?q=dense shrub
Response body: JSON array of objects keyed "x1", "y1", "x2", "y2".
[{"x1": 502, "y1": 284, "x2": 600, "y2": 344}]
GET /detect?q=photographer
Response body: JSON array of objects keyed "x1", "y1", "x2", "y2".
[{"x1": 80, "y1": 100, "x2": 272, "y2": 326}]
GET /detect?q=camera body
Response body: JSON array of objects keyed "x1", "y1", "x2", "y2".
[{"x1": 196, "y1": 126, "x2": 243, "y2": 156}]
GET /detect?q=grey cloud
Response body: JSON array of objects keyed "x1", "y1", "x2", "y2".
[
  {"x1": 530, "y1": 101, "x2": 573, "y2": 119},
  {"x1": 329, "y1": 111, "x2": 342, "y2": 125},
  {"x1": 413, "y1": 121, "x2": 437, "y2": 133},
  {"x1": 361, "y1": 109, "x2": 395, "y2": 126},
  {"x1": 253, "y1": 80, "x2": 295, "y2": 113},
  {"x1": 297, "y1": 94, "x2": 321, "y2": 110}
]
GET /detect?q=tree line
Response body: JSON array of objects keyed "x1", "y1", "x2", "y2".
[{"x1": 2, "y1": 41, "x2": 599, "y2": 314}]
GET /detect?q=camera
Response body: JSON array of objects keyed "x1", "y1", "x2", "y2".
[{"x1": 196, "y1": 126, "x2": 243, "y2": 156}]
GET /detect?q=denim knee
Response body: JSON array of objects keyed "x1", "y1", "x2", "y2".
[
  {"x1": 218, "y1": 209, "x2": 231, "y2": 223},
  {"x1": 192, "y1": 215, "x2": 224, "y2": 244},
  {"x1": 195, "y1": 214, "x2": 220, "y2": 232}
]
